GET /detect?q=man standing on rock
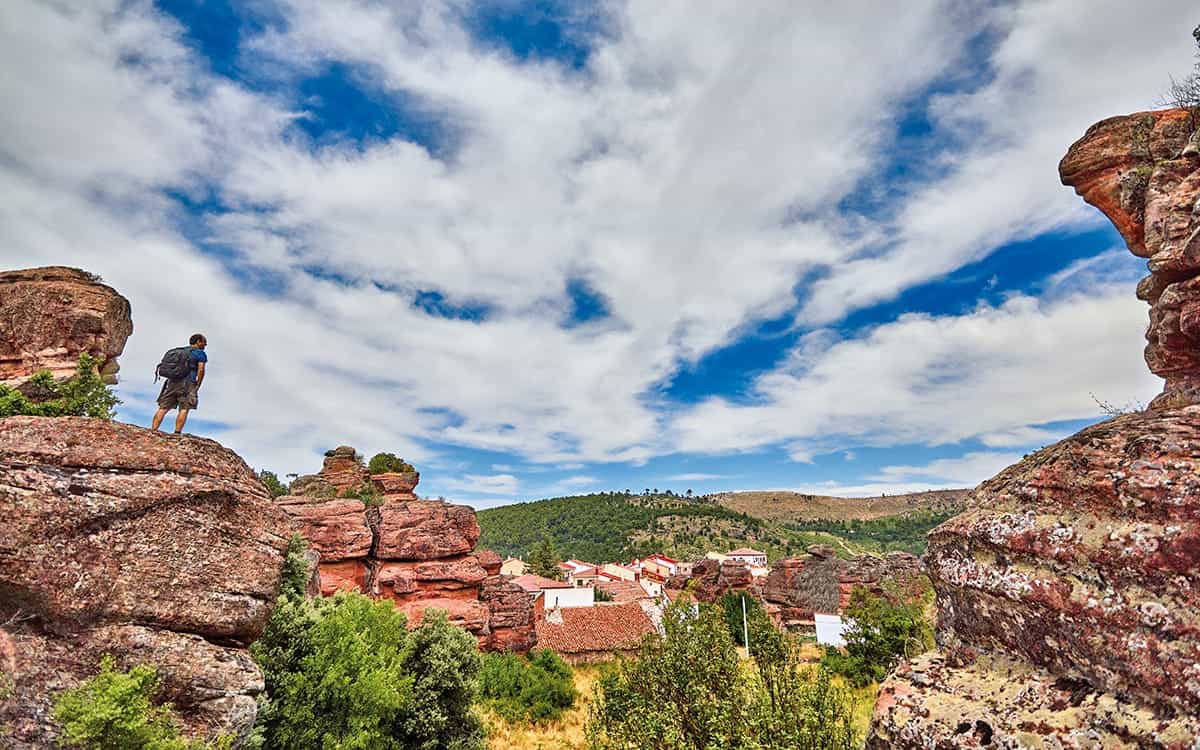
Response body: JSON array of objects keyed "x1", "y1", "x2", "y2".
[{"x1": 151, "y1": 333, "x2": 207, "y2": 434}]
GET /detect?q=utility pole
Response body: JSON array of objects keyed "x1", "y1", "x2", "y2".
[{"x1": 742, "y1": 594, "x2": 750, "y2": 655}]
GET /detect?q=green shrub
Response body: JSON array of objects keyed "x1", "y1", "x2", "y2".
[
  {"x1": 821, "y1": 586, "x2": 933, "y2": 687},
  {"x1": 367, "y1": 452, "x2": 416, "y2": 475},
  {"x1": 587, "y1": 599, "x2": 858, "y2": 750},
  {"x1": 478, "y1": 649, "x2": 576, "y2": 723},
  {"x1": 53, "y1": 655, "x2": 228, "y2": 750},
  {"x1": 257, "y1": 470, "x2": 290, "y2": 498},
  {"x1": 278, "y1": 535, "x2": 311, "y2": 600},
  {"x1": 343, "y1": 480, "x2": 384, "y2": 506},
  {"x1": 250, "y1": 588, "x2": 484, "y2": 750},
  {"x1": 0, "y1": 354, "x2": 120, "y2": 419}
]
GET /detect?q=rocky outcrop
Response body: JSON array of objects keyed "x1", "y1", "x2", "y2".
[
  {"x1": 0, "y1": 417, "x2": 293, "y2": 747},
  {"x1": 276, "y1": 447, "x2": 535, "y2": 651},
  {"x1": 0, "y1": 267, "x2": 132, "y2": 388},
  {"x1": 868, "y1": 111, "x2": 1200, "y2": 748},
  {"x1": 1060, "y1": 109, "x2": 1200, "y2": 409},
  {"x1": 674, "y1": 546, "x2": 924, "y2": 628}
]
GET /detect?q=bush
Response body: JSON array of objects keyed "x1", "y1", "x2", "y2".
[
  {"x1": 587, "y1": 598, "x2": 858, "y2": 750},
  {"x1": 478, "y1": 649, "x2": 576, "y2": 723},
  {"x1": 343, "y1": 480, "x2": 384, "y2": 506},
  {"x1": 250, "y1": 587, "x2": 484, "y2": 750},
  {"x1": 821, "y1": 586, "x2": 933, "y2": 687},
  {"x1": 53, "y1": 655, "x2": 228, "y2": 750},
  {"x1": 278, "y1": 535, "x2": 311, "y2": 600},
  {"x1": 0, "y1": 354, "x2": 119, "y2": 418},
  {"x1": 367, "y1": 452, "x2": 415, "y2": 475}
]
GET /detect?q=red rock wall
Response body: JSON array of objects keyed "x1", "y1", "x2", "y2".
[
  {"x1": 277, "y1": 447, "x2": 535, "y2": 651},
  {"x1": 0, "y1": 267, "x2": 132, "y2": 387},
  {"x1": 868, "y1": 111, "x2": 1200, "y2": 748},
  {"x1": 0, "y1": 417, "x2": 293, "y2": 747}
]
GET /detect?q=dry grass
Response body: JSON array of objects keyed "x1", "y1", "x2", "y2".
[
  {"x1": 712, "y1": 489, "x2": 968, "y2": 523},
  {"x1": 483, "y1": 664, "x2": 603, "y2": 750}
]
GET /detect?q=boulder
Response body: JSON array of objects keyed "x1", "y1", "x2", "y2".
[
  {"x1": 0, "y1": 267, "x2": 132, "y2": 387},
  {"x1": 480, "y1": 575, "x2": 538, "y2": 652},
  {"x1": 375, "y1": 501, "x2": 481, "y2": 560},
  {"x1": 926, "y1": 409, "x2": 1200, "y2": 716},
  {"x1": 374, "y1": 555, "x2": 489, "y2": 600},
  {"x1": 317, "y1": 560, "x2": 369, "y2": 596},
  {"x1": 276, "y1": 497, "x2": 372, "y2": 562},
  {"x1": 0, "y1": 416, "x2": 293, "y2": 747},
  {"x1": 319, "y1": 445, "x2": 369, "y2": 494},
  {"x1": 476, "y1": 548, "x2": 502, "y2": 576},
  {"x1": 371, "y1": 470, "x2": 420, "y2": 499},
  {"x1": 397, "y1": 598, "x2": 491, "y2": 634}
]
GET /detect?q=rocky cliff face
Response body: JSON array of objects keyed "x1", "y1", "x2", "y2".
[
  {"x1": 277, "y1": 447, "x2": 536, "y2": 652},
  {"x1": 868, "y1": 110, "x2": 1200, "y2": 748},
  {"x1": 0, "y1": 417, "x2": 294, "y2": 747},
  {"x1": 0, "y1": 267, "x2": 133, "y2": 387}
]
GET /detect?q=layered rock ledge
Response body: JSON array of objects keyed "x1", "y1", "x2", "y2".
[{"x1": 0, "y1": 417, "x2": 294, "y2": 746}]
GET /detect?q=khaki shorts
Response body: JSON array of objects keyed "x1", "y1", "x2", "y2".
[{"x1": 157, "y1": 379, "x2": 198, "y2": 410}]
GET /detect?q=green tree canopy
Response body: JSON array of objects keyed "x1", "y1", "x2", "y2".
[{"x1": 367, "y1": 452, "x2": 416, "y2": 475}]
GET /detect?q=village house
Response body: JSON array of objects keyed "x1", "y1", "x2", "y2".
[
  {"x1": 535, "y1": 601, "x2": 659, "y2": 664},
  {"x1": 499, "y1": 557, "x2": 527, "y2": 576},
  {"x1": 599, "y1": 562, "x2": 638, "y2": 583},
  {"x1": 726, "y1": 547, "x2": 768, "y2": 567},
  {"x1": 595, "y1": 579, "x2": 652, "y2": 603},
  {"x1": 566, "y1": 564, "x2": 600, "y2": 588},
  {"x1": 512, "y1": 574, "x2": 594, "y2": 609}
]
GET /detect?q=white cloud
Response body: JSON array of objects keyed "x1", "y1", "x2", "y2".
[
  {"x1": 872, "y1": 451, "x2": 1025, "y2": 486},
  {"x1": 672, "y1": 286, "x2": 1161, "y2": 458},
  {"x1": 440, "y1": 473, "x2": 520, "y2": 496},
  {"x1": 799, "y1": 0, "x2": 1194, "y2": 324},
  {"x1": 0, "y1": 0, "x2": 1185, "y2": 488},
  {"x1": 666, "y1": 473, "x2": 724, "y2": 482}
]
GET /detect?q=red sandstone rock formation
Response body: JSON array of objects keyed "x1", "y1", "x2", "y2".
[
  {"x1": 0, "y1": 267, "x2": 132, "y2": 387},
  {"x1": 1060, "y1": 109, "x2": 1200, "y2": 409},
  {"x1": 276, "y1": 448, "x2": 535, "y2": 651},
  {"x1": 0, "y1": 417, "x2": 293, "y2": 747},
  {"x1": 868, "y1": 111, "x2": 1200, "y2": 748}
]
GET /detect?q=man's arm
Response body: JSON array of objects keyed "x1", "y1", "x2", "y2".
[{"x1": 195, "y1": 362, "x2": 205, "y2": 388}]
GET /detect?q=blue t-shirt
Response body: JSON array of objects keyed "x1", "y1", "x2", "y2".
[{"x1": 188, "y1": 348, "x2": 207, "y2": 382}]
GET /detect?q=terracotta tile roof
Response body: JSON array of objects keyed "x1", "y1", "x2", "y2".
[
  {"x1": 571, "y1": 565, "x2": 599, "y2": 576},
  {"x1": 536, "y1": 602, "x2": 657, "y2": 655},
  {"x1": 727, "y1": 548, "x2": 765, "y2": 556},
  {"x1": 512, "y1": 574, "x2": 573, "y2": 591},
  {"x1": 596, "y1": 580, "x2": 650, "y2": 603}
]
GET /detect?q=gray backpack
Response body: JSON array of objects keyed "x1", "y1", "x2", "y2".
[{"x1": 155, "y1": 347, "x2": 191, "y2": 382}]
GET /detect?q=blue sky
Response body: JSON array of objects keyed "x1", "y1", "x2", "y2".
[{"x1": 1, "y1": 0, "x2": 1191, "y2": 508}]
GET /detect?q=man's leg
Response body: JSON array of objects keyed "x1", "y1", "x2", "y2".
[
  {"x1": 151, "y1": 407, "x2": 170, "y2": 431},
  {"x1": 174, "y1": 409, "x2": 190, "y2": 434}
]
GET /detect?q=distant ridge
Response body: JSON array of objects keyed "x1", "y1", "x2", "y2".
[{"x1": 711, "y1": 489, "x2": 969, "y2": 523}]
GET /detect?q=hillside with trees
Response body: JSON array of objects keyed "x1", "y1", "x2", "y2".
[{"x1": 476, "y1": 491, "x2": 957, "y2": 564}]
